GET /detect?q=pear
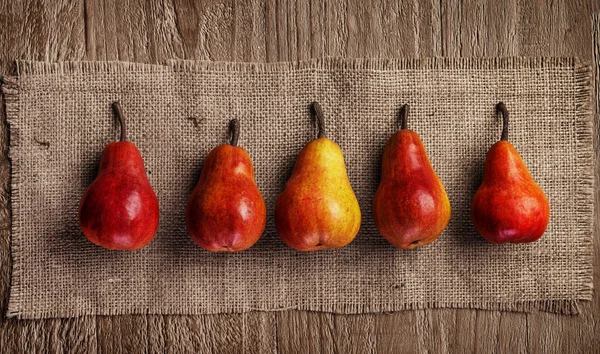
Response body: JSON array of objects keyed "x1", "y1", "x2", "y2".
[
  {"x1": 274, "y1": 102, "x2": 361, "y2": 251},
  {"x1": 472, "y1": 102, "x2": 550, "y2": 244},
  {"x1": 372, "y1": 104, "x2": 451, "y2": 249},
  {"x1": 186, "y1": 119, "x2": 266, "y2": 252},
  {"x1": 79, "y1": 102, "x2": 160, "y2": 250}
]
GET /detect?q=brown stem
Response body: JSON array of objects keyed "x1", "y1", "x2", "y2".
[
  {"x1": 229, "y1": 119, "x2": 240, "y2": 146},
  {"x1": 399, "y1": 104, "x2": 409, "y2": 130},
  {"x1": 111, "y1": 101, "x2": 127, "y2": 141},
  {"x1": 496, "y1": 102, "x2": 509, "y2": 141},
  {"x1": 311, "y1": 102, "x2": 326, "y2": 138}
]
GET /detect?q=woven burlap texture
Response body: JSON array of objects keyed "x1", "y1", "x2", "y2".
[{"x1": 1, "y1": 58, "x2": 593, "y2": 319}]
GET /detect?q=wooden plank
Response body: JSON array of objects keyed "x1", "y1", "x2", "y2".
[
  {"x1": 309, "y1": 0, "x2": 325, "y2": 58},
  {"x1": 275, "y1": 0, "x2": 290, "y2": 60},
  {"x1": 440, "y1": 0, "x2": 462, "y2": 57},
  {"x1": 233, "y1": 0, "x2": 268, "y2": 61},
  {"x1": 448, "y1": 310, "x2": 477, "y2": 353},
  {"x1": 375, "y1": 312, "x2": 424, "y2": 353},
  {"x1": 276, "y1": 311, "x2": 332, "y2": 353},
  {"x1": 97, "y1": 315, "x2": 152, "y2": 354},
  {"x1": 552, "y1": 0, "x2": 597, "y2": 59},
  {"x1": 294, "y1": 0, "x2": 310, "y2": 60},
  {"x1": 473, "y1": 311, "x2": 501, "y2": 353},
  {"x1": 164, "y1": 313, "x2": 276, "y2": 354},
  {"x1": 277, "y1": 311, "x2": 377, "y2": 354},
  {"x1": 332, "y1": 314, "x2": 377, "y2": 353},
  {"x1": 112, "y1": 0, "x2": 153, "y2": 62},
  {"x1": 324, "y1": 0, "x2": 347, "y2": 57},
  {"x1": 497, "y1": 313, "x2": 529, "y2": 354},
  {"x1": 414, "y1": 310, "x2": 479, "y2": 354},
  {"x1": 458, "y1": 0, "x2": 519, "y2": 57},
  {"x1": 0, "y1": 318, "x2": 97, "y2": 353},
  {"x1": 589, "y1": 12, "x2": 600, "y2": 354}
]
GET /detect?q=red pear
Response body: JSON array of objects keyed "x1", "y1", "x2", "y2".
[
  {"x1": 372, "y1": 104, "x2": 451, "y2": 249},
  {"x1": 186, "y1": 120, "x2": 266, "y2": 252},
  {"x1": 471, "y1": 102, "x2": 550, "y2": 244},
  {"x1": 79, "y1": 102, "x2": 160, "y2": 250}
]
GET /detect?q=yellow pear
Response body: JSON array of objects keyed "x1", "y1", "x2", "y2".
[{"x1": 274, "y1": 102, "x2": 361, "y2": 251}]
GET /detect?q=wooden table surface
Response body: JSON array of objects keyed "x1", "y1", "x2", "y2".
[{"x1": 1, "y1": 0, "x2": 599, "y2": 352}]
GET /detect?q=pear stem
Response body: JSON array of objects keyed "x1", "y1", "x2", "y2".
[
  {"x1": 497, "y1": 102, "x2": 509, "y2": 141},
  {"x1": 111, "y1": 101, "x2": 127, "y2": 142},
  {"x1": 399, "y1": 104, "x2": 409, "y2": 130},
  {"x1": 229, "y1": 119, "x2": 240, "y2": 146},
  {"x1": 312, "y1": 102, "x2": 326, "y2": 138}
]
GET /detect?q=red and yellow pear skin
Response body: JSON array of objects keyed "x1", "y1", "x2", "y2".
[
  {"x1": 79, "y1": 102, "x2": 159, "y2": 251},
  {"x1": 472, "y1": 142, "x2": 550, "y2": 244},
  {"x1": 372, "y1": 105, "x2": 450, "y2": 249},
  {"x1": 186, "y1": 120, "x2": 266, "y2": 252},
  {"x1": 472, "y1": 103, "x2": 550, "y2": 244},
  {"x1": 274, "y1": 103, "x2": 361, "y2": 251}
]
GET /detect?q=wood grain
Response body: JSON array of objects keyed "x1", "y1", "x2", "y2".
[{"x1": 0, "y1": 0, "x2": 598, "y2": 352}]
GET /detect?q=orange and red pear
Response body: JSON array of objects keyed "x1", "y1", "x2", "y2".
[
  {"x1": 373, "y1": 104, "x2": 451, "y2": 249},
  {"x1": 186, "y1": 120, "x2": 266, "y2": 252},
  {"x1": 472, "y1": 102, "x2": 550, "y2": 244}
]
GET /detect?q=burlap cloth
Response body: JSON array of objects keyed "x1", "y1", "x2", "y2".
[{"x1": 1, "y1": 58, "x2": 593, "y2": 319}]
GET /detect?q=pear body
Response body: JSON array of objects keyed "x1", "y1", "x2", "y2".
[
  {"x1": 79, "y1": 141, "x2": 160, "y2": 250},
  {"x1": 186, "y1": 144, "x2": 266, "y2": 252},
  {"x1": 275, "y1": 138, "x2": 361, "y2": 251},
  {"x1": 472, "y1": 141, "x2": 550, "y2": 244},
  {"x1": 373, "y1": 130, "x2": 450, "y2": 249}
]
